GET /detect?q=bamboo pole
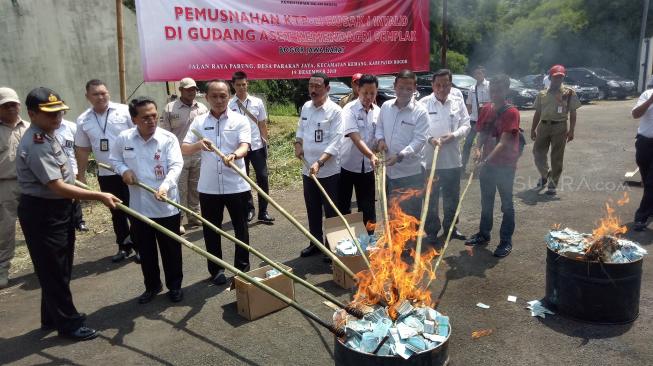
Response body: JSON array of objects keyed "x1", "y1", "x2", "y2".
[
  {"x1": 97, "y1": 163, "x2": 362, "y2": 317},
  {"x1": 379, "y1": 153, "x2": 392, "y2": 245},
  {"x1": 75, "y1": 179, "x2": 346, "y2": 337},
  {"x1": 414, "y1": 145, "x2": 440, "y2": 271},
  {"x1": 115, "y1": 0, "x2": 126, "y2": 103},
  {"x1": 190, "y1": 129, "x2": 356, "y2": 279}
]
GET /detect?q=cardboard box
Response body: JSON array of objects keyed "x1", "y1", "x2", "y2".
[
  {"x1": 324, "y1": 212, "x2": 369, "y2": 289},
  {"x1": 235, "y1": 263, "x2": 295, "y2": 320}
]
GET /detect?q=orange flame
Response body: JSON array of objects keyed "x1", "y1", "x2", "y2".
[
  {"x1": 591, "y1": 201, "x2": 627, "y2": 242},
  {"x1": 617, "y1": 192, "x2": 629, "y2": 206},
  {"x1": 352, "y1": 189, "x2": 438, "y2": 320},
  {"x1": 471, "y1": 329, "x2": 493, "y2": 339},
  {"x1": 551, "y1": 223, "x2": 561, "y2": 230}
]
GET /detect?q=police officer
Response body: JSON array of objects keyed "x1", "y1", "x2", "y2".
[
  {"x1": 17, "y1": 87, "x2": 120, "y2": 340},
  {"x1": 111, "y1": 96, "x2": 184, "y2": 303},
  {"x1": 531, "y1": 65, "x2": 581, "y2": 196},
  {"x1": 160, "y1": 77, "x2": 208, "y2": 234},
  {"x1": 182, "y1": 80, "x2": 251, "y2": 285},
  {"x1": 55, "y1": 117, "x2": 88, "y2": 232},
  {"x1": 75, "y1": 79, "x2": 138, "y2": 262},
  {"x1": 0, "y1": 87, "x2": 29, "y2": 288}
]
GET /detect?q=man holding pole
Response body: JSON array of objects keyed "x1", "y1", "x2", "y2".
[
  {"x1": 295, "y1": 72, "x2": 344, "y2": 258},
  {"x1": 160, "y1": 77, "x2": 208, "y2": 234},
  {"x1": 182, "y1": 80, "x2": 251, "y2": 285},
  {"x1": 463, "y1": 66, "x2": 490, "y2": 173},
  {"x1": 111, "y1": 96, "x2": 184, "y2": 304},
  {"x1": 420, "y1": 69, "x2": 470, "y2": 242}
]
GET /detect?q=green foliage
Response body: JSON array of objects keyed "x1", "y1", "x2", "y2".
[
  {"x1": 431, "y1": 50, "x2": 469, "y2": 73},
  {"x1": 266, "y1": 115, "x2": 302, "y2": 188},
  {"x1": 268, "y1": 102, "x2": 298, "y2": 117}
]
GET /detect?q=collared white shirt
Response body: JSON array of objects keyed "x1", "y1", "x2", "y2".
[
  {"x1": 634, "y1": 89, "x2": 653, "y2": 138},
  {"x1": 420, "y1": 93, "x2": 471, "y2": 170},
  {"x1": 75, "y1": 102, "x2": 134, "y2": 176},
  {"x1": 375, "y1": 98, "x2": 429, "y2": 179},
  {"x1": 341, "y1": 99, "x2": 379, "y2": 173},
  {"x1": 466, "y1": 79, "x2": 491, "y2": 121},
  {"x1": 110, "y1": 127, "x2": 183, "y2": 218},
  {"x1": 183, "y1": 110, "x2": 251, "y2": 195},
  {"x1": 296, "y1": 99, "x2": 343, "y2": 178},
  {"x1": 55, "y1": 119, "x2": 78, "y2": 174},
  {"x1": 229, "y1": 94, "x2": 267, "y2": 151}
]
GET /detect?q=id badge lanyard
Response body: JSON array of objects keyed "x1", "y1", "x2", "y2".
[{"x1": 94, "y1": 109, "x2": 110, "y2": 151}]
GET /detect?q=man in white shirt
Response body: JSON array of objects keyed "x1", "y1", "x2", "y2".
[
  {"x1": 420, "y1": 69, "x2": 471, "y2": 242},
  {"x1": 75, "y1": 79, "x2": 138, "y2": 263},
  {"x1": 294, "y1": 72, "x2": 344, "y2": 258},
  {"x1": 229, "y1": 71, "x2": 274, "y2": 224},
  {"x1": 182, "y1": 80, "x2": 251, "y2": 285},
  {"x1": 631, "y1": 88, "x2": 653, "y2": 230},
  {"x1": 376, "y1": 70, "x2": 429, "y2": 220},
  {"x1": 160, "y1": 77, "x2": 208, "y2": 234},
  {"x1": 339, "y1": 74, "x2": 380, "y2": 232},
  {"x1": 111, "y1": 96, "x2": 184, "y2": 304},
  {"x1": 463, "y1": 66, "x2": 490, "y2": 172},
  {"x1": 55, "y1": 118, "x2": 88, "y2": 232}
]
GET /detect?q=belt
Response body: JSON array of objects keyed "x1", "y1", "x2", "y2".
[{"x1": 541, "y1": 120, "x2": 566, "y2": 124}]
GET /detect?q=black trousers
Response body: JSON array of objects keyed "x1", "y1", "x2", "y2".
[
  {"x1": 18, "y1": 195, "x2": 84, "y2": 333},
  {"x1": 131, "y1": 214, "x2": 182, "y2": 292},
  {"x1": 72, "y1": 200, "x2": 85, "y2": 226},
  {"x1": 425, "y1": 168, "x2": 462, "y2": 237},
  {"x1": 97, "y1": 174, "x2": 132, "y2": 248},
  {"x1": 635, "y1": 135, "x2": 653, "y2": 222},
  {"x1": 386, "y1": 170, "x2": 425, "y2": 221},
  {"x1": 200, "y1": 191, "x2": 250, "y2": 275},
  {"x1": 338, "y1": 168, "x2": 376, "y2": 231},
  {"x1": 303, "y1": 174, "x2": 339, "y2": 245},
  {"x1": 245, "y1": 147, "x2": 270, "y2": 215},
  {"x1": 462, "y1": 120, "x2": 477, "y2": 170}
]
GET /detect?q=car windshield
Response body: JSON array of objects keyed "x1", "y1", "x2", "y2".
[
  {"x1": 510, "y1": 78, "x2": 525, "y2": 88},
  {"x1": 591, "y1": 68, "x2": 618, "y2": 78},
  {"x1": 378, "y1": 76, "x2": 395, "y2": 89},
  {"x1": 329, "y1": 82, "x2": 351, "y2": 94},
  {"x1": 452, "y1": 74, "x2": 476, "y2": 89}
]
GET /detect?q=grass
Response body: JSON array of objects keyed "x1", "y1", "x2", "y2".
[{"x1": 268, "y1": 102, "x2": 298, "y2": 117}]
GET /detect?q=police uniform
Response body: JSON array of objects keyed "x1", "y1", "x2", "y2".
[
  {"x1": 75, "y1": 101, "x2": 135, "y2": 253},
  {"x1": 183, "y1": 109, "x2": 251, "y2": 276},
  {"x1": 110, "y1": 127, "x2": 184, "y2": 299},
  {"x1": 532, "y1": 85, "x2": 581, "y2": 190},
  {"x1": 55, "y1": 119, "x2": 86, "y2": 230},
  {"x1": 16, "y1": 88, "x2": 93, "y2": 338}
]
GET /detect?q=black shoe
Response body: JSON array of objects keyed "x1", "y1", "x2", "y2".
[
  {"x1": 168, "y1": 289, "x2": 183, "y2": 303},
  {"x1": 77, "y1": 222, "x2": 89, "y2": 232},
  {"x1": 58, "y1": 326, "x2": 98, "y2": 341},
  {"x1": 322, "y1": 254, "x2": 332, "y2": 263},
  {"x1": 633, "y1": 221, "x2": 647, "y2": 231},
  {"x1": 133, "y1": 252, "x2": 141, "y2": 264},
  {"x1": 450, "y1": 229, "x2": 467, "y2": 241},
  {"x1": 211, "y1": 271, "x2": 227, "y2": 285},
  {"x1": 138, "y1": 285, "x2": 162, "y2": 304},
  {"x1": 258, "y1": 212, "x2": 275, "y2": 224},
  {"x1": 535, "y1": 177, "x2": 548, "y2": 191},
  {"x1": 493, "y1": 242, "x2": 513, "y2": 257},
  {"x1": 465, "y1": 233, "x2": 489, "y2": 247},
  {"x1": 545, "y1": 187, "x2": 557, "y2": 196},
  {"x1": 111, "y1": 248, "x2": 133, "y2": 263},
  {"x1": 41, "y1": 323, "x2": 55, "y2": 332},
  {"x1": 300, "y1": 243, "x2": 320, "y2": 257},
  {"x1": 247, "y1": 210, "x2": 255, "y2": 222}
]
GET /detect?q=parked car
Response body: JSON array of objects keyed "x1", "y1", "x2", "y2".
[
  {"x1": 521, "y1": 74, "x2": 545, "y2": 90},
  {"x1": 520, "y1": 73, "x2": 599, "y2": 103},
  {"x1": 508, "y1": 78, "x2": 538, "y2": 109},
  {"x1": 415, "y1": 73, "x2": 476, "y2": 101},
  {"x1": 327, "y1": 81, "x2": 352, "y2": 104},
  {"x1": 376, "y1": 75, "x2": 419, "y2": 105},
  {"x1": 565, "y1": 67, "x2": 635, "y2": 100},
  {"x1": 452, "y1": 74, "x2": 476, "y2": 102}
]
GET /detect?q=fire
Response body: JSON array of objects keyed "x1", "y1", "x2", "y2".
[
  {"x1": 471, "y1": 329, "x2": 493, "y2": 339},
  {"x1": 352, "y1": 189, "x2": 438, "y2": 320},
  {"x1": 590, "y1": 201, "x2": 627, "y2": 242},
  {"x1": 584, "y1": 193, "x2": 629, "y2": 260}
]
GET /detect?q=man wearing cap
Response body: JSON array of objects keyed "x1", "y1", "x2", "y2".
[
  {"x1": 160, "y1": 77, "x2": 208, "y2": 234},
  {"x1": 339, "y1": 73, "x2": 362, "y2": 107},
  {"x1": 17, "y1": 87, "x2": 120, "y2": 340},
  {"x1": 0, "y1": 87, "x2": 30, "y2": 288},
  {"x1": 75, "y1": 79, "x2": 138, "y2": 262},
  {"x1": 55, "y1": 118, "x2": 89, "y2": 233},
  {"x1": 531, "y1": 65, "x2": 581, "y2": 196},
  {"x1": 111, "y1": 96, "x2": 184, "y2": 304},
  {"x1": 229, "y1": 71, "x2": 274, "y2": 224}
]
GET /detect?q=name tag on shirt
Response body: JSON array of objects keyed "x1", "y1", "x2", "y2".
[
  {"x1": 154, "y1": 165, "x2": 164, "y2": 180},
  {"x1": 124, "y1": 146, "x2": 134, "y2": 150},
  {"x1": 100, "y1": 139, "x2": 109, "y2": 152},
  {"x1": 315, "y1": 129, "x2": 324, "y2": 143},
  {"x1": 557, "y1": 106, "x2": 563, "y2": 114},
  {"x1": 65, "y1": 140, "x2": 74, "y2": 148},
  {"x1": 204, "y1": 126, "x2": 215, "y2": 130},
  {"x1": 401, "y1": 120, "x2": 416, "y2": 126}
]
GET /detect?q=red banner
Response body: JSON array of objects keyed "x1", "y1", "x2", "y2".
[{"x1": 135, "y1": 0, "x2": 430, "y2": 81}]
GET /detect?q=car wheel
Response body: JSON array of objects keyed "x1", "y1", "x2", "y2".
[{"x1": 598, "y1": 89, "x2": 607, "y2": 100}]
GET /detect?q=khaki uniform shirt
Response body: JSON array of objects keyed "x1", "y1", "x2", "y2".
[
  {"x1": 534, "y1": 86, "x2": 581, "y2": 122},
  {"x1": 160, "y1": 99, "x2": 208, "y2": 162},
  {"x1": 338, "y1": 93, "x2": 357, "y2": 108},
  {"x1": 0, "y1": 119, "x2": 30, "y2": 180}
]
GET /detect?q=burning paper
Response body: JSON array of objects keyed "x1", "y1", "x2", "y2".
[
  {"x1": 334, "y1": 233, "x2": 378, "y2": 256},
  {"x1": 471, "y1": 329, "x2": 493, "y2": 339}
]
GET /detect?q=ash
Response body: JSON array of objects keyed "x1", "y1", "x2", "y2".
[{"x1": 546, "y1": 228, "x2": 647, "y2": 263}]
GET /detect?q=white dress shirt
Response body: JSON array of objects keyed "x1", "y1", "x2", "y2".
[
  {"x1": 296, "y1": 99, "x2": 343, "y2": 178},
  {"x1": 183, "y1": 110, "x2": 251, "y2": 195},
  {"x1": 375, "y1": 98, "x2": 429, "y2": 179},
  {"x1": 75, "y1": 102, "x2": 134, "y2": 176},
  {"x1": 55, "y1": 119, "x2": 78, "y2": 175},
  {"x1": 634, "y1": 89, "x2": 653, "y2": 138},
  {"x1": 341, "y1": 99, "x2": 380, "y2": 174},
  {"x1": 110, "y1": 127, "x2": 183, "y2": 218},
  {"x1": 228, "y1": 94, "x2": 267, "y2": 151},
  {"x1": 465, "y1": 79, "x2": 491, "y2": 121},
  {"x1": 420, "y1": 93, "x2": 471, "y2": 170}
]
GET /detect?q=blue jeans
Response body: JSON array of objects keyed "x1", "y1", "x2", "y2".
[{"x1": 478, "y1": 165, "x2": 516, "y2": 244}]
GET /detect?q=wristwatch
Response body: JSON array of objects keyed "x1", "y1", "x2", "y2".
[
  {"x1": 396, "y1": 153, "x2": 404, "y2": 163},
  {"x1": 317, "y1": 160, "x2": 325, "y2": 167}
]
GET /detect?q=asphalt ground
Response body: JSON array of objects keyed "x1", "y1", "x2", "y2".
[{"x1": 1, "y1": 99, "x2": 652, "y2": 365}]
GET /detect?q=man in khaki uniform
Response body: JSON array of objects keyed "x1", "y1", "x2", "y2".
[
  {"x1": 0, "y1": 87, "x2": 29, "y2": 288},
  {"x1": 531, "y1": 65, "x2": 581, "y2": 195},
  {"x1": 338, "y1": 73, "x2": 362, "y2": 107},
  {"x1": 160, "y1": 78, "x2": 208, "y2": 233}
]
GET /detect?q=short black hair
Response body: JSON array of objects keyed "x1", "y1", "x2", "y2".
[
  {"x1": 358, "y1": 74, "x2": 378, "y2": 88},
  {"x1": 432, "y1": 69, "x2": 452, "y2": 82},
  {"x1": 85, "y1": 79, "x2": 106, "y2": 92},
  {"x1": 310, "y1": 72, "x2": 330, "y2": 87},
  {"x1": 490, "y1": 74, "x2": 511, "y2": 89},
  {"x1": 128, "y1": 96, "x2": 157, "y2": 118},
  {"x1": 232, "y1": 71, "x2": 248, "y2": 82},
  {"x1": 395, "y1": 69, "x2": 416, "y2": 83},
  {"x1": 206, "y1": 79, "x2": 231, "y2": 93},
  {"x1": 474, "y1": 65, "x2": 486, "y2": 73}
]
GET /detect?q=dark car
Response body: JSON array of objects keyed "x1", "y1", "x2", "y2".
[
  {"x1": 415, "y1": 73, "x2": 476, "y2": 101},
  {"x1": 328, "y1": 81, "x2": 352, "y2": 104},
  {"x1": 520, "y1": 74, "x2": 599, "y2": 104},
  {"x1": 521, "y1": 74, "x2": 545, "y2": 90},
  {"x1": 508, "y1": 78, "x2": 538, "y2": 109},
  {"x1": 565, "y1": 67, "x2": 635, "y2": 100},
  {"x1": 376, "y1": 75, "x2": 420, "y2": 105}
]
